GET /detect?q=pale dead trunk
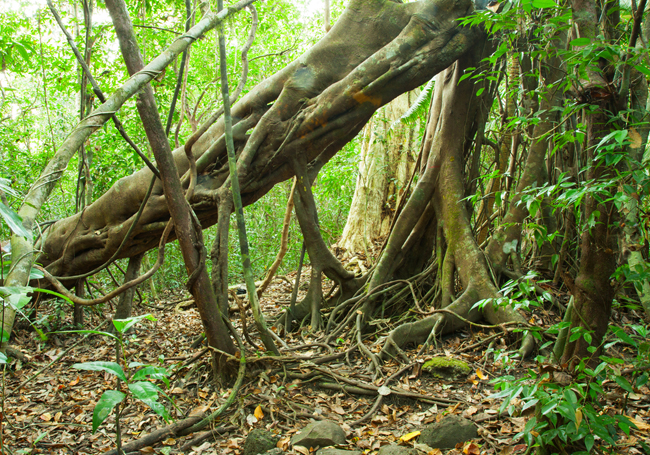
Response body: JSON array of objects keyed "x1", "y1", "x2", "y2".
[{"x1": 339, "y1": 91, "x2": 419, "y2": 259}]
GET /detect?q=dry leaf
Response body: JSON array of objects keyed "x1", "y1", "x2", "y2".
[
  {"x1": 189, "y1": 405, "x2": 209, "y2": 417},
  {"x1": 575, "y1": 408, "x2": 582, "y2": 429},
  {"x1": 277, "y1": 436, "x2": 291, "y2": 450},
  {"x1": 163, "y1": 437, "x2": 176, "y2": 445},
  {"x1": 378, "y1": 385, "x2": 392, "y2": 396},
  {"x1": 487, "y1": 1, "x2": 500, "y2": 12},
  {"x1": 69, "y1": 376, "x2": 80, "y2": 386},
  {"x1": 629, "y1": 128, "x2": 643, "y2": 148},
  {"x1": 331, "y1": 404, "x2": 346, "y2": 415},
  {"x1": 628, "y1": 416, "x2": 650, "y2": 432},
  {"x1": 463, "y1": 442, "x2": 480, "y2": 455},
  {"x1": 476, "y1": 369, "x2": 486, "y2": 380},
  {"x1": 294, "y1": 445, "x2": 310, "y2": 455},
  {"x1": 254, "y1": 405, "x2": 264, "y2": 420},
  {"x1": 139, "y1": 447, "x2": 155, "y2": 454},
  {"x1": 39, "y1": 413, "x2": 52, "y2": 422},
  {"x1": 400, "y1": 430, "x2": 420, "y2": 442}
]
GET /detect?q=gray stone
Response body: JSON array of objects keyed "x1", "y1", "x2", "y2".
[
  {"x1": 419, "y1": 415, "x2": 478, "y2": 449},
  {"x1": 291, "y1": 420, "x2": 346, "y2": 449},
  {"x1": 244, "y1": 429, "x2": 279, "y2": 455},
  {"x1": 421, "y1": 357, "x2": 471, "y2": 381},
  {"x1": 377, "y1": 444, "x2": 418, "y2": 455},
  {"x1": 316, "y1": 449, "x2": 362, "y2": 455}
]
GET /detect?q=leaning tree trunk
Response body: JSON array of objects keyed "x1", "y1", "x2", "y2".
[
  {"x1": 35, "y1": 0, "x2": 477, "y2": 281},
  {"x1": 339, "y1": 91, "x2": 419, "y2": 259},
  {"x1": 1, "y1": 0, "x2": 253, "y2": 351}
]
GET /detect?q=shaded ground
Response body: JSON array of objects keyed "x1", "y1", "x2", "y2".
[{"x1": 4, "y1": 262, "x2": 650, "y2": 455}]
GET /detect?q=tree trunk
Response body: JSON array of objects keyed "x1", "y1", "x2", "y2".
[
  {"x1": 339, "y1": 91, "x2": 419, "y2": 259},
  {"x1": 104, "y1": 0, "x2": 236, "y2": 365},
  {"x1": 560, "y1": 0, "x2": 619, "y2": 366},
  {"x1": 113, "y1": 253, "x2": 143, "y2": 322}
]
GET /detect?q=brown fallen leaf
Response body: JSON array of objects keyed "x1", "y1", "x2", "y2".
[
  {"x1": 39, "y1": 413, "x2": 52, "y2": 422},
  {"x1": 254, "y1": 405, "x2": 264, "y2": 420},
  {"x1": 294, "y1": 445, "x2": 310, "y2": 455},
  {"x1": 463, "y1": 442, "x2": 480, "y2": 455}
]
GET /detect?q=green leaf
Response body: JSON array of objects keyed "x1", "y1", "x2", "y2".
[
  {"x1": 0, "y1": 352, "x2": 7, "y2": 364},
  {"x1": 476, "y1": 87, "x2": 485, "y2": 97},
  {"x1": 128, "y1": 381, "x2": 172, "y2": 422},
  {"x1": 585, "y1": 434, "x2": 594, "y2": 451},
  {"x1": 128, "y1": 381, "x2": 160, "y2": 401},
  {"x1": 0, "y1": 286, "x2": 32, "y2": 310},
  {"x1": 531, "y1": 0, "x2": 556, "y2": 7},
  {"x1": 132, "y1": 366, "x2": 169, "y2": 387},
  {"x1": 73, "y1": 361, "x2": 126, "y2": 381},
  {"x1": 570, "y1": 38, "x2": 592, "y2": 47},
  {"x1": 32, "y1": 288, "x2": 74, "y2": 306},
  {"x1": 0, "y1": 202, "x2": 30, "y2": 239},
  {"x1": 615, "y1": 375, "x2": 634, "y2": 393},
  {"x1": 92, "y1": 390, "x2": 125, "y2": 433},
  {"x1": 610, "y1": 326, "x2": 636, "y2": 347},
  {"x1": 634, "y1": 64, "x2": 650, "y2": 78},
  {"x1": 112, "y1": 314, "x2": 156, "y2": 334}
]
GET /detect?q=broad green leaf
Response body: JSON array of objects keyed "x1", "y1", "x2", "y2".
[
  {"x1": 0, "y1": 352, "x2": 7, "y2": 364},
  {"x1": 128, "y1": 381, "x2": 160, "y2": 401},
  {"x1": 610, "y1": 326, "x2": 636, "y2": 347},
  {"x1": 0, "y1": 202, "x2": 30, "y2": 239},
  {"x1": 112, "y1": 314, "x2": 156, "y2": 334},
  {"x1": 570, "y1": 38, "x2": 592, "y2": 47},
  {"x1": 585, "y1": 434, "x2": 595, "y2": 451},
  {"x1": 73, "y1": 361, "x2": 126, "y2": 381},
  {"x1": 132, "y1": 366, "x2": 169, "y2": 387},
  {"x1": 0, "y1": 286, "x2": 32, "y2": 310},
  {"x1": 532, "y1": 0, "x2": 556, "y2": 7},
  {"x1": 128, "y1": 381, "x2": 172, "y2": 422},
  {"x1": 92, "y1": 390, "x2": 125, "y2": 433},
  {"x1": 615, "y1": 375, "x2": 634, "y2": 393}
]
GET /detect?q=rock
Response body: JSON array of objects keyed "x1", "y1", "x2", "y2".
[
  {"x1": 243, "y1": 429, "x2": 279, "y2": 455},
  {"x1": 421, "y1": 357, "x2": 471, "y2": 381},
  {"x1": 291, "y1": 420, "x2": 346, "y2": 449},
  {"x1": 419, "y1": 415, "x2": 478, "y2": 449},
  {"x1": 316, "y1": 449, "x2": 362, "y2": 455},
  {"x1": 377, "y1": 444, "x2": 419, "y2": 455}
]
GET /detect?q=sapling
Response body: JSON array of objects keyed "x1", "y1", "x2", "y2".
[{"x1": 72, "y1": 314, "x2": 175, "y2": 452}]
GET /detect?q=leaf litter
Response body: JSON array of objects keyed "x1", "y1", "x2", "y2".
[{"x1": 3, "y1": 265, "x2": 650, "y2": 455}]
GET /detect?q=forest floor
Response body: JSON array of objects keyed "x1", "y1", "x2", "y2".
[{"x1": 4, "y1": 261, "x2": 650, "y2": 455}]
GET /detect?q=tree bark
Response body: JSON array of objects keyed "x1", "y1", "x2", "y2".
[
  {"x1": 339, "y1": 91, "x2": 419, "y2": 259},
  {"x1": 104, "y1": 0, "x2": 235, "y2": 363}
]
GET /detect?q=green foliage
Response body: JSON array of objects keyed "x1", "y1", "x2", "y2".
[
  {"x1": 72, "y1": 315, "x2": 174, "y2": 435},
  {"x1": 489, "y1": 321, "x2": 649, "y2": 453}
]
